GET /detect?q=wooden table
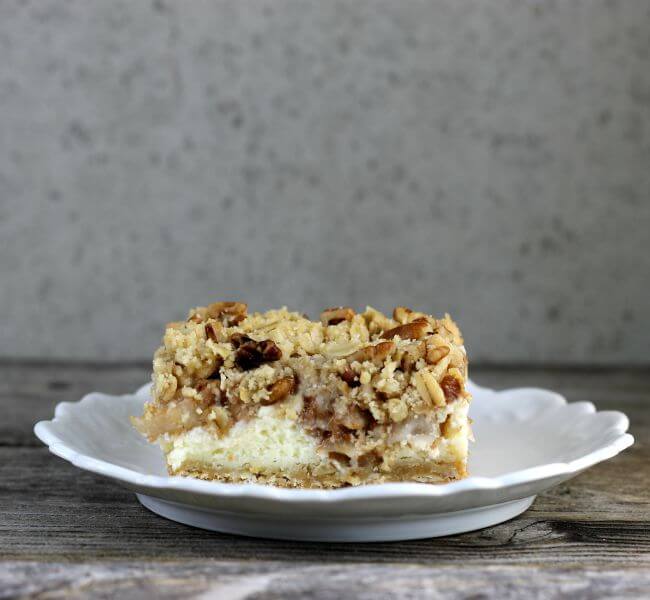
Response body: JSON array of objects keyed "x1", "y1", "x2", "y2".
[{"x1": 2, "y1": 362, "x2": 648, "y2": 598}]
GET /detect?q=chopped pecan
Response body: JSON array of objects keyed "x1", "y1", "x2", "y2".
[
  {"x1": 261, "y1": 340, "x2": 282, "y2": 361},
  {"x1": 346, "y1": 341, "x2": 395, "y2": 364},
  {"x1": 393, "y1": 306, "x2": 413, "y2": 324},
  {"x1": 230, "y1": 332, "x2": 252, "y2": 348},
  {"x1": 205, "y1": 322, "x2": 223, "y2": 342},
  {"x1": 340, "y1": 368, "x2": 360, "y2": 388},
  {"x1": 320, "y1": 306, "x2": 355, "y2": 326},
  {"x1": 382, "y1": 320, "x2": 432, "y2": 341},
  {"x1": 262, "y1": 376, "x2": 296, "y2": 405},
  {"x1": 207, "y1": 356, "x2": 224, "y2": 379},
  {"x1": 426, "y1": 344, "x2": 450, "y2": 365},
  {"x1": 234, "y1": 338, "x2": 282, "y2": 370},
  {"x1": 393, "y1": 307, "x2": 430, "y2": 324},
  {"x1": 440, "y1": 374, "x2": 462, "y2": 402},
  {"x1": 227, "y1": 314, "x2": 247, "y2": 326},
  {"x1": 363, "y1": 306, "x2": 396, "y2": 335},
  {"x1": 206, "y1": 301, "x2": 248, "y2": 325}
]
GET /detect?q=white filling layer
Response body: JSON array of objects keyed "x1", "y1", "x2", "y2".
[{"x1": 166, "y1": 402, "x2": 322, "y2": 474}]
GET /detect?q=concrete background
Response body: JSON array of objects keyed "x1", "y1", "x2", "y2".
[{"x1": 0, "y1": 0, "x2": 648, "y2": 364}]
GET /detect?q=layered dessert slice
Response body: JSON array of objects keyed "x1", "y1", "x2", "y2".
[{"x1": 133, "y1": 302, "x2": 472, "y2": 488}]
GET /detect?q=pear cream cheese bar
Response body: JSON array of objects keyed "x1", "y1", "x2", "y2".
[{"x1": 133, "y1": 302, "x2": 472, "y2": 488}]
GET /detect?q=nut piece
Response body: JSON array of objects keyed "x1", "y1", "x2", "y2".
[
  {"x1": 207, "y1": 301, "x2": 248, "y2": 325},
  {"x1": 393, "y1": 306, "x2": 428, "y2": 324},
  {"x1": 440, "y1": 374, "x2": 462, "y2": 402},
  {"x1": 321, "y1": 306, "x2": 355, "y2": 326},
  {"x1": 363, "y1": 306, "x2": 396, "y2": 335},
  {"x1": 204, "y1": 321, "x2": 224, "y2": 343},
  {"x1": 262, "y1": 376, "x2": 296, "y2": 406},
  {"x1": 230, "y1": 333, "x2": 252, "y2": 348},
  {"x1": 382, "y1": 320, "x2": 432, "y2": 341},
  {"x1": 340, "y1": 368, "x2": 360, "y2": 388},
  {"x1": 187, "y1": 301, "x2": 248, "y2": 325},
  {"x1": 347, "y1": 341, "x2": 395, "y2": 364},
  {"x1": 234, "y1": 338, "x2": 283, "y2": 370},
  {"x1": 414, "y1": 370, "x2": 446, "y2": 407},
  {"x1": 426, "y1": 344, "x2": 450, "y2": 365},
  {"x1": 393, "y1": 306, "x2": 414, "y2": 324},
  {"x1": 207, "y1": 356, "x2": 224, "y2": 379}
]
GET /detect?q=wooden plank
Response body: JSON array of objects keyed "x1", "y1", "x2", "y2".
[
  {"x1": 3, "y1": 560, "x2": 650, "y2": 599},
  {"x1": 0, "y1": 362, "x2": 149, "y2": 446},
  {"x1": 1, "y1": 447, "x2": 648, "y2": 566}
]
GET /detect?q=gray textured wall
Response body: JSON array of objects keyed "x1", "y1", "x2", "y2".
[{"x1": 1, "y1": 0, "x2": 649, "y2": 364}]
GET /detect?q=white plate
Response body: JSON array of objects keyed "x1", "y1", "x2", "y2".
[{"x1": 34, "y1": 380, "x2": 633, "y2": 542}]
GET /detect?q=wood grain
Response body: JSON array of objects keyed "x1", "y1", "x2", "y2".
[
  {"x1": 0, "y1": 361, "x2": 148, "y2": 447},
  {"x1": 1, "y1": 361, "x2": 648, "y2": 598},
  {"x1": 3, "y1": 561, "x2": 650, "y2": 599}
]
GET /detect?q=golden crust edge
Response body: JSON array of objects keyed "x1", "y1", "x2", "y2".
[{"x1": 169, "y1": 461, "x2": 467, "y2": 489}]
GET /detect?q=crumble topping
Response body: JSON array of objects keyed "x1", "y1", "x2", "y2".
[{"x1": 133, "y1": 302, "x2": 470, "y2": 476}]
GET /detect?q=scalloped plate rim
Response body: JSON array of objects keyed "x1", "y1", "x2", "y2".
[{"x1": 33, "y1": 380, "x2": 634, "y2": 503}]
